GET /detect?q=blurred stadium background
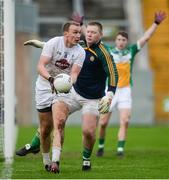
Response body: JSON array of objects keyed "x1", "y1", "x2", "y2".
[{"x1": 0, "y1": 0, "x2": 169, "y2": 177}]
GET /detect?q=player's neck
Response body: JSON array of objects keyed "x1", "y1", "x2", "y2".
[
  {"x1": 87, "y1": 40, "x2": 100, "y2": 47},
  {"x1": 64, "y1": 38, "x2": 74, "y2": 48},
  {"x1": 115, "y1": 47, "x2": 125, "y2": 51},
  {"x1": 65, "y1": 41, "x2": 74, "y2": 48}
]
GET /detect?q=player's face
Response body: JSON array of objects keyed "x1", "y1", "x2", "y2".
[
  {"x1": 86, "y1": 25, "x2": 102, "y2": 46},
  {"x1": 115, "y1": 35, "x2": 128, "y2": 50},
  {"x1": 65, "y1": 24, "x2": 81, "y2": 47}
]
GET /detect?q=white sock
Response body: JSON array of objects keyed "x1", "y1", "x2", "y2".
[
  {"x1": 42, "y1": 152, "x2": 51, "y2": 165},
  {"x1": 117, "y1": 147, "x2": 124, "y2": 152},
  {"x1": 98, "y1": 144, "x2": 104, "y2": 149},
  {"x1": 52, "y1": 147, "x2": 61, "y2": 162}
]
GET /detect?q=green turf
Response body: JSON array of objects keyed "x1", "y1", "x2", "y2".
[{"x1": 11, "y1": 125, "x2": 169, "y2": 179}]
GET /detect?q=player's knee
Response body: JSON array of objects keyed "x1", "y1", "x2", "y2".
[
  {"x1": 53, "y1": 113, "x2": 67, "y2": 131},
  {"x1": 99, "y1": 118, "x2": 108, "y2": 128},
  {"x1": 57, "y1": 121, "x2": 65, "y2": 131},
  {"x1": 83, "y1": 128, "x2": 95, "y2": 140},
  {"x1": 99, "y1": 120, "x2": 108, "y2": 128},
  {"x1": 120, "y1": 116, "x2": 130, "y2": 126}
]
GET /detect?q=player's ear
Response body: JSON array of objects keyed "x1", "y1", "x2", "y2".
[{"x1": 100, "y1": 31, "x2": 103, "y2": 38}]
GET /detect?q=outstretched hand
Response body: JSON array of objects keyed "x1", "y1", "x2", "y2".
[
  {"x1": 154, "y1": 11, "x2": 166, "y2": 25},
  {"x1": 70, "y1": 12, "x2": 84, "y2": 26},
  {"x1": 24, "y1": 40, "x2": 44, "y2": 48}
]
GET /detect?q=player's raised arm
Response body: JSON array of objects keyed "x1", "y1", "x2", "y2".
[
  {"x1": 138, "y1": 11, "x2": 166, "y2": 48},
  {"x1": 24, "y1": 39, "x2": 45, "y2": 48}
]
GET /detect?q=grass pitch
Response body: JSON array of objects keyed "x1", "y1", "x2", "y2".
[{"x1": 11, "y1": 125, "x2": 169, "y2": 179}]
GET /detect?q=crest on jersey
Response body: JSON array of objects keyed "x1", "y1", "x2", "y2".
[
  {"x1": 90, "y1": 56, "x2": 95, "y2": 62},
  {"x1": 55, "y1": 59, "x2": 70, "y2": 70},
  {"x1": 64, "y1": 52, "x2": 68, "y2": 58}
]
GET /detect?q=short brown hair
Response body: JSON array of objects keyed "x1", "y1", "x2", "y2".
[
  {"x1": 63, "y1": 21, "x2": 80, "y2": 32},
  {"x1": 87, "y1": 21, "x2": 103, "y2": 33},
  {"x1": 116, "y1": 31, "x2": 128, "y2": 39}
]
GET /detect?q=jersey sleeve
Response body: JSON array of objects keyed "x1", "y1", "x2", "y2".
[
  {"x1": 129, "y1": 42, "x2": 141, "y2": 63},
  {"x1": 99, "y1": 44, "x2": 118, "y2": 94},
  {"x1": 107, "y1": 56, "x2": 118, "y2": 94},
  {"x1": 41, "y1": 38, "x2": 56, "y2": 58}
]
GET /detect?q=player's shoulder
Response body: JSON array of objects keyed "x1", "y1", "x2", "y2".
[
  {"x1": 76, "y1": 42, "x2": 84, "y2": 49},
  {"x1": 104, "y1": 44, "x2": 115, "y2": 53},
  {"x1": 110, "y1": 46, "x2": 117, "y2": 51},
  {"x1": 71, "y1": 43, "x2": 85, "y2": 59},
  {"x1": 128, "y1": 43, "x2": 137, "y2": 49},
  {"x1": 100, "y1": 41, "x2": 107, "y2": 48},
  {"x1": 127, "y1": 43, "x2": 141, "y2": 53},
  {"x1": 46, "y1": 36, "x2": 63, "y2": 45},
  {"x1": 76, "y1": 43, "x2": 85, "y2": 52},
  {"x1": 98, "y1": 42, "x2": 110, "y2": 52}
]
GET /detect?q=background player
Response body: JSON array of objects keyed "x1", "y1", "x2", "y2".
[{"x1": 96, "y1": 11, "x2": 166, "y2": 157}]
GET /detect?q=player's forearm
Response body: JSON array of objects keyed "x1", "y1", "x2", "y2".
[
  {"x1": 37, "y1": 64, "x2": 51, "y2": 80},
  {"x1": 144, "y1": 23, "x2": 158, "y2": 39},
  {"x1": 70, "y1": 70, "x2": 80, "y2": 84},
  {"x1": 37, "y1": 55, "x2": 52, "y2": 80},
  {"x1": 70, "y1": 73, "x2": 78, "y2": 84},
  {"x1": 24, "y1": 40, "x2": 45, "y2": 48},
  {"x1": 37, "y1": 58, "x2": 51, "y2": 80},
  {"x1": 39, "y1": 41, "x2": 45, "y2": 48},
  {"x1": 70, "y1": 64, "x2": 81, "y2": 84},
  {"x1": 138, "y1": 23, "x2": 158, "y2": 47}
]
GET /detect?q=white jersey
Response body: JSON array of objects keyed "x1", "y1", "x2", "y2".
[
  {"x1": 35, "y1": 36, "x2": 85, "y2": 109},
  {"x1": 36, "y1": 36, "x2": 85, "y2": 88},
  {"x1": 38, "y1": 36, "x2": 85, "y2": 80}
]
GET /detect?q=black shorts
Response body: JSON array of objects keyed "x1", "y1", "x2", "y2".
[{"x1": 37, "y1": 106, "x2": 52, "y2": 113}]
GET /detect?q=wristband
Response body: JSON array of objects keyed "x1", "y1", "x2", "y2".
[
  {"x1": 154, "y1": 21, "x2": 160, "y2": 25},
  {"x1": 48, "y1": 76, "x2": 54, "y2": 83},
  {"x1": 106, "y1": 91, "x2": 114, "y2": 98}
]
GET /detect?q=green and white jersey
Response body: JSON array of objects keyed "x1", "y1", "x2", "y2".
[{"x1": 108, "y1": 42, "x2": 141, "y2": 87}]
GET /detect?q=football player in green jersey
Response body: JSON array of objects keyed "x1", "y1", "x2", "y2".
[{"x1": 96, "y1": 11, "x2": 166, "y2": 157}]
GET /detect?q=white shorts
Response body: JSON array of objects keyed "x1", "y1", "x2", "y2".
[
  {"x1": 53, "y1": 87, "x2": 100, "y2": 116},
  {"x1": 109, "y1": 86, "x2": 132, "y2": 112},
  {"x1": 35, "y1": 76, "x2": 55, "y2": 110}
]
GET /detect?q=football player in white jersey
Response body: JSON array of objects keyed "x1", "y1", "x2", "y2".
[
  {"x1": 38, "y1": 21, "x2": 85, "y2": 171},
  {"x1": 16, "y1": 21, "x2": 85, "y2": 171},
  {"x1": 96, "y1": 11, "x2": 166, "y2": 157}
]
